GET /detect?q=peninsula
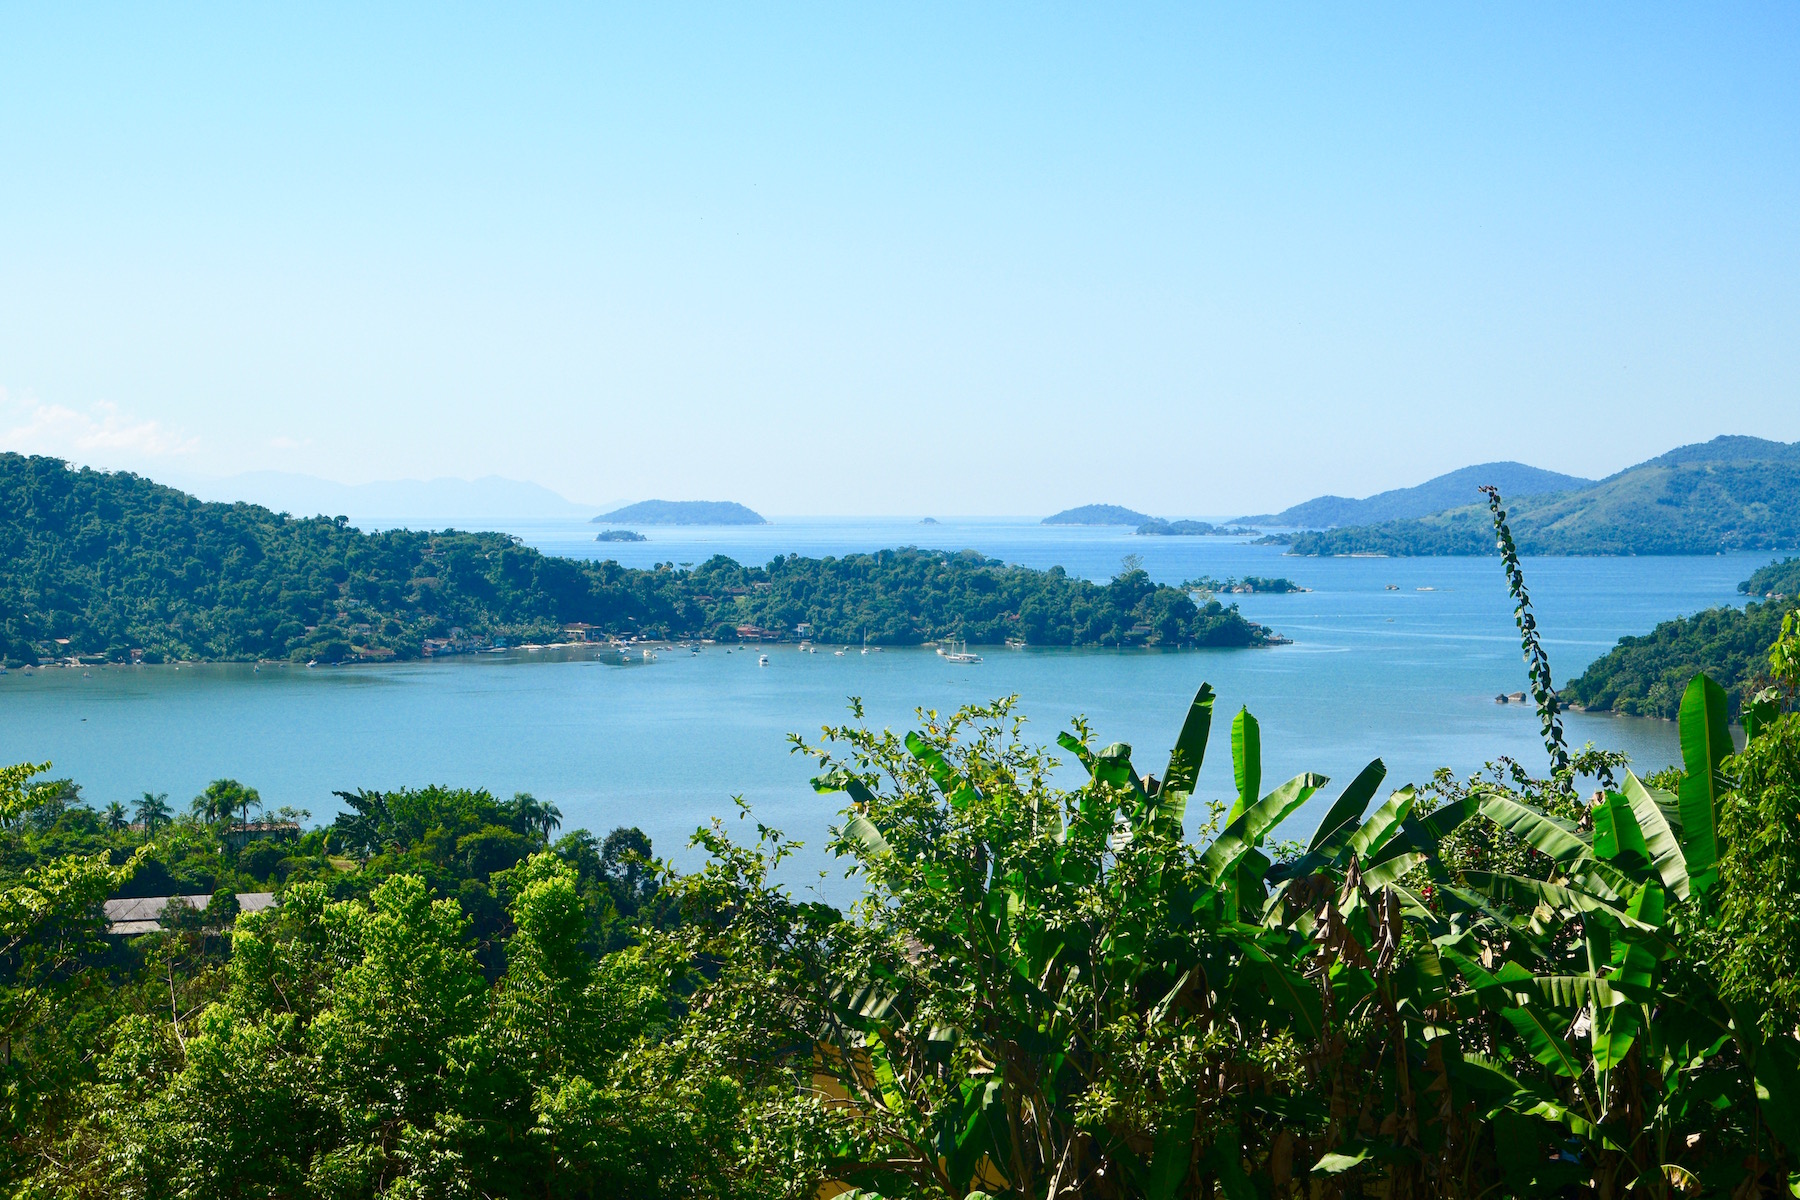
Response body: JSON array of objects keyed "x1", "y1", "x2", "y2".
[
  {"x1": 0, "y1": 455, "x2": 1277, "y2": 665},
  {"x1": 1565, "y1": 555, "x2": 1800, "y2": 719}
]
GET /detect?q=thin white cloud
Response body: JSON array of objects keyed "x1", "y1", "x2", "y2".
[
  {"x1": 268, "y1": 434, "x2": 312, "y2": 450},
  {"x1": 0, "y1": 389, "x2": 198, "y2": 460}
]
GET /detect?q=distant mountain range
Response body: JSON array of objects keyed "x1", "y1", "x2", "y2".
[
  {"x1": 595, "y1": 500, "x2": 766, "y2": 526},
  {"x1": 182, "y1": 471, "x2": 607, "y2": 526},
  {"x1": 1283, "y1": 436, "x2": 1800, "y2": 556},
  {"x1": 1237, "y1": 462, "x2": 1592, "y2": 528}
]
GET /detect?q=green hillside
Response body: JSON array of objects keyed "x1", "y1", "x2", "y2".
[
  {"x1": 1564, "y1": 598, "x2": 1792, "y2": 719},
  {"x1": 1744, "y1": 557, "x2": 1800, "y2": 598},
  {"x1": 1288, "y1": 458, "x2": 1800, "y2": 556},
  {"x1": 0, "y1": 455, "x2": 1272, "y2": 664},
  {"x1": 1565, "y1": 552, "x2": 1800, "y2": 720},
  {"x1": 1239, "y1": 460, "x2": 1590, "y2": 528}
]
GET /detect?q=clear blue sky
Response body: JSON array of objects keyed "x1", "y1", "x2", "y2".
[{"x1": 2, "y1": 4, "x2": 1796, "y2": 515}]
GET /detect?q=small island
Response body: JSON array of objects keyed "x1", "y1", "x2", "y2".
[
  {"x1": 1184, "y1": 575, "x2": 1308, "y2": 594},
  {"x1": 595, "y1": 529, "x2": 647, "y2": 543},
  {"x1": 594, "y1": 500, "x2": 766, "y2": 526},
  {"x1": 1136, "y1": 519, "x2": 1259, "y2": 537},
  {"x1": 919, "y1": 517, "x2": 940, "y2": 525},
  {"x1": 1043, "y1": 504, "x2": 1152, "y2": 526}
]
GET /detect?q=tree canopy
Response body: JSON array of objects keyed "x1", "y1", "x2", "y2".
[{"x1": 0, "y1": 454, "x2": 1273, "y2": 665}]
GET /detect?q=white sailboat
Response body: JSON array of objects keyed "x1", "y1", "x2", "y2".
[{"x1": 943, "y1": 639, "x2": 982, "y2": 664}]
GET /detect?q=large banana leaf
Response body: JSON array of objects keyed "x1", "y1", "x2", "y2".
[
  {"x1": 1200, "y1": 773, "x2": 1326, "y2": 883},
  {"x1": 1346, "y1": 786, "x2": 1416, "y2": 861},
  {"x1": 1306, "y1": 758, "x2": 1386, "y2": 854},
  {"x1": 1161, "y1": 683, "x2": 1215, "y2": 798},
  {"x1": 1479, "y1": 796, "x2": 1593, "y2": 867},
  {"x1": 1676, "y1": 673, "x2": 1731, "y2": 896},
  {"x1": 1590, "y1": 791, "x2": 1648, "y2": 868},
  {"x1": 1620, "y1": 770, "x2": 1690, "y2": 898},
  {"x1": 842, "y1": 814, "x2": 893, "y2": 859},
  {"x1": 1460, "y1": 872, "x2": 1662, "y2": 936},
  {"x1": 1592, "y1": 880, "x2": 1665, "y2": 1069},
  {"x1": 1441, "y1": 946, "x2": 1583, "y2": 1078},
  {"x1": 1227, "y1": 707, "x2": 1260, "y2": 825}
]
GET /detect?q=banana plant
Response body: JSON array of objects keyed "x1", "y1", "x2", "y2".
[
  {"x1": 803, "y1": 685, "x2": 1487, "y2": 1198},
  {"x1": 1431, "y1": 672, "x2": 1799, "y2": 1196}
]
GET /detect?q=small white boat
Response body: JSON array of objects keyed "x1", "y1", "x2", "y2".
[
  {"x1": 834, "y1": 650, "x2": 846, "y2": 656},
  {"x1": 943, "y1": 640, "x2": 983, "y2": 664},
  {"x1": 758, "y1": 654, "x2": 770, "y2": 667}
]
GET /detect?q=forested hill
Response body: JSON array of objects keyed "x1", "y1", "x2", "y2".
[
  {"x1": 1286, "y1": 457, "x2": 1800, "y2": 556},
  {"x1": 1565, "y1": 554, "x2": 1799, "y2": 719},
  {"x1": 1743, "y1": 557, "x2": 1800, "y2": 598},
  {"x1": 0, "y1": 454, "x2": 1272, "y2": 664},
  {"x1": 1238, "y1": 461, "x2": 1591, "y2": 528}
]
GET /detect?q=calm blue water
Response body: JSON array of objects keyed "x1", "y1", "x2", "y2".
[{"x1": 0, "y1": 517, "x2": 1773, "y2": 899}]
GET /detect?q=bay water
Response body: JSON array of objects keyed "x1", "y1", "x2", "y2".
[{"x1": 0, "y1": 517, "x2": 1769, "y2": 897}]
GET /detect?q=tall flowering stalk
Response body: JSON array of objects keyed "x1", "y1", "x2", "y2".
[{"x1": 1480, "y1": 484, "x2": 1570, "y2": 773}]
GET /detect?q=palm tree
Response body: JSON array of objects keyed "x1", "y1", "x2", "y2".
[
  {"x1": 193, "y1": 779, "x2": 259, "y2": 828},
  {"x1": 104, "y1": 801, "x2": 129, "y2": 832},
  {"x1": 134, "y1": 791, "x2": 171, "y2": 838},
  {"x1": 535, "y1": 799, "x2": 562, "y2": 840},
  {"x1": 510, "y1": 793, "x2": 562, "y2": 841},
  {"x1": 236, "y1": 784, "x2": 263, "y2": 828}
]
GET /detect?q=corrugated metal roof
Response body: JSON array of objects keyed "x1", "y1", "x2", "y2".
[{"x1": 104, "y1": 892, "x2": 276, "y2": 935}]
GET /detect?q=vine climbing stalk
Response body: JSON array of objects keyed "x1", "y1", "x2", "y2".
[{"x1": 1479, "y1": 485, "x2": 1570, "y2": 773}]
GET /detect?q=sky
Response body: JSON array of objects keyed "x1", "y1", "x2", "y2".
[{"x1": 2, "y1": 4, "x2": 1797, "y2": 516}]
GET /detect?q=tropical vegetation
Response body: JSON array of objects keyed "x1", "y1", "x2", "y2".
[
  {"x1": 1743, "y1": 558, "x2": 1800, "y2": 598},
  {"x1": 3, "y1": 594, "x2": 1799, "y2": 1195},
  {"x1": 9, "y1": 486, "x2": 1800, "y2": 1196},
  {"x1": 0, "y1": 454, "x2": 1273, "y2": 665}
]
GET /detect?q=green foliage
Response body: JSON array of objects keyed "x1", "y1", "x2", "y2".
[
  {"x1": 1716, "y1": 712, "x2": 1800, "y2": 1034},
  {"x1": 0, "y1": 455, "x2": 1274, "y2": 661},
  {"x1": 9, "y1": 593, "x2": 1800, "y2": 1194},
  {"x1": 1744, "y1": 556, "x2": 1800, "y2": 598},
  {"x1": 1566, "y1": 597, "x2": 1795, "y2": 719}
]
